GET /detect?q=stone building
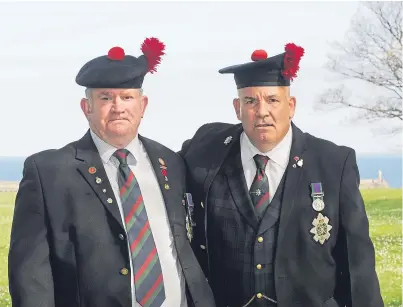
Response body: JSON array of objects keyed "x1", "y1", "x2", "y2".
[
  {"x1": 360, "y1": 170, "x2": 390, "y2": 189},
  {"x1": 0, "y1": 181, "x2": 19, "y2": 192}
]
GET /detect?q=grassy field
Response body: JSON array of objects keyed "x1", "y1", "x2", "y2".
[{"x1": 0, "y1": 189, "x2": 401, "y2": 306}]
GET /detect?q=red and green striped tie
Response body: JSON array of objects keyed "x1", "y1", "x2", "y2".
[
  {"x1": 114, "y1": 149, "x2": 166, "y2": 307},
  {"x1": 250, "y1": 154, "x2": 270, "y2": 218}
]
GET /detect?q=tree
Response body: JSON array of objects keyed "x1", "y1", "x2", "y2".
[{"x1": 317, "y1": 1, "x2": 402, "y2": 135}]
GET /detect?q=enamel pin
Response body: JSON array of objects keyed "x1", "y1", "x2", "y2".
[
  {"x1": 95, "y1": 177, "x2": 102, "y2": 184},
  {"x1": 88, "y1": 166, "x2": 97, "y2": 174},
  {"x1": 293, "y1": 156, "x2": 303, "y2": 168},
  {"x1": 161, "y1": 167, "x2": 168, "y2": 181},
  {"x1": 310, "y1": 182, "x2": 325, "y2": 212},
  {"x1": 224, "y1": 136, "x2": 233, "y2": 145},
  {"x1": 310, "y1": 213, "x2": 332, "y2": 245},
  {"x1": 159, "y1": 158, "x2": 168, "y2": 181}
]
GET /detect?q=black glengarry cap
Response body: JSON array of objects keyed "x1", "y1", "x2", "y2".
[
  {"x1": 76, "y1": 37, "x2": 165, "y2": 89},
  {"x1": 219, "y1": 43, "x2": 305, "y2": 89}
]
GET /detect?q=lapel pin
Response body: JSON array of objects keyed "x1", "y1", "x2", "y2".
[
  {"x1": 200, "y1": 201, "x2": 204, "y2": 208},
  {"x1": 293, "y1": 156, "x2": 303, "y2": 168},
  {"x1": 164, "y1": 183, "x2": 170, "y2": 190},
  {"x1": 102, "y1": 189, "x2": 106, "y2": 193},
  {"x1": 224, "y1": 136, "x2": 233, "y2": 145},
  {"x1": 95, "y1": 177, "x2": 102, "y2": 184},
  {"x1": 88, "y1": 166, "x2": 97, "y2": 174},
  {"x1": 159, "y1": 158, "x2": 169, "y2": 181},
  {"x1": 107, "y1": 198, "x2": 113, "y2": 204}
]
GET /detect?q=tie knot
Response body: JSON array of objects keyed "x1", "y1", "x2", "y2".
[
  {"x1": 253, "y1": 154, "x2": 269, "y2": 170},
  {"x1": 113, "y1": 149, "x2": 130, "y2": 165}
]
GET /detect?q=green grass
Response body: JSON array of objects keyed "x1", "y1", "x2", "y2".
[
  {"x1": 0, "y1": 189, "x2": 401, "y2": 306},
  {"x1": 0, "y1": 192, "x2": 13, "y2": 307},
  {"x1": 362, "y1": 189, "x2": 402, "y2": 307}
]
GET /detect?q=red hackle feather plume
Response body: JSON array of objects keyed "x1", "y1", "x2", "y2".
[
  {"x1": 141, "y1": 37, "x2": 166, "y2": 74},
  {"x1": 281, "y1": 43, "x2": 305, "y2": 81}
]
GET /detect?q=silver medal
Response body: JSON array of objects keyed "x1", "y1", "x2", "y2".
[{"x1": 312, "y1": 198, "x2": 325, "y2": 212}]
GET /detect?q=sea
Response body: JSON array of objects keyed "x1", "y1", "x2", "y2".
[{"x1": 0, "y1": 155, "x2": 402, "y2": 188}]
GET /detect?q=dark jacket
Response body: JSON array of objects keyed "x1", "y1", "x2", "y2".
[
  {"x1": 8, "y1": 130, "x2": 215, "y2": 307},
  {"x1": 179, "y1": 122, "x2": 383, "y2": 307}
]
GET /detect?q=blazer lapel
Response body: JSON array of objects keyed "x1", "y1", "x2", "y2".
[
  {"x1": 139, "y1": 135, "x2": 184, "y2": 230},
  {"x1": 277, "y1": 123, "x2": 307, "y2": 246},
  {"x1": 203, "y1": 124, "x2": 243, "y2": 198},
  {"x1": 223, "y1": 142, "x2": 259, "y2": 230},
  {"x1": 75, "y1": 130, "x2": 124, "y2": 230}
]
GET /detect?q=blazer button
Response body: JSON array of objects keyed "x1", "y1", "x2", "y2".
[
  {"x1": 120, "y1": 268, "x2": 129, "y2": 275},
  {"x1": 256, "y1": 293, "x2": 263, "y2": 299},
  {"x1": 257, "y1": 236, "x2": 263, "y2": 243},
  {"x1": 118, "y1": 234, "x2": 125, "y2": 240}
]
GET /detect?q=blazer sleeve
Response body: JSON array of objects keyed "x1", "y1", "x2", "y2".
[
  {"x1": 177, "y1": 139, "x2": 210, "y2": 278},
  {"x1": 8, "y1": 156, "x2": 55, "y2": 307},
  {"x1": 338, "y1": 149, "x2": 384, "y2": 307}
]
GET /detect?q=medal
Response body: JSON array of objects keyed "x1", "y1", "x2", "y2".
[
  {"x1": 184, "y1": 193, "x2": 196, "y2": 242},
  {"x1": 312, "y1": 198, "x2": 325, "y2": 211},
  {"x1": 186, "y1": 215, "x2": 193, "y2": 242},
  {"x1": 310, "y1": 182, "x2": 325, "y2": 212}
]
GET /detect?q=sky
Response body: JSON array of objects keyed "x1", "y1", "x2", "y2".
[{"x1": 0, "y1": 1, "x2": 401, "y2": 157}]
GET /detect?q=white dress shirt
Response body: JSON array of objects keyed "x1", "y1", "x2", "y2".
[
  {"x1": 90, "y1": 130, "x2": 187, "y2": 307},
  {"x1": 240, "y1": 126, "x2": 293, "y2": 202}
]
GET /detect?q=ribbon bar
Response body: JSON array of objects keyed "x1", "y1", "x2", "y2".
[{"x1": 311, "y1": 183, "x2": 324, "y2": 196}]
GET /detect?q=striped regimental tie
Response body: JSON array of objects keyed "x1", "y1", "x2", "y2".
[
  {"x1": 249, "y1": 154, "x2": 271, "y2": 218},
  {"x1": 113, "y1": 149, "x2": 166, "y2": 307}
]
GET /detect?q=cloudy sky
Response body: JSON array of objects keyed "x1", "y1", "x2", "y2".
[{"x1": 0, "y1": 1, "x2": 401, "y2": 157}]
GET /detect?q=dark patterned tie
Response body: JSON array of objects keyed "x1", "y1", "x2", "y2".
[
  {"x1": 113, "y1": 149, "x2": 166, "y2": 307},
  {"x1": 249, "y1": 154, "x2": 271, "y2": 217}
]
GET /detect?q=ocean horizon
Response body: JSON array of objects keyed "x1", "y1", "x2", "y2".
[{"x1": 0, "y1": 155, "x2": 402, "y2": 188}]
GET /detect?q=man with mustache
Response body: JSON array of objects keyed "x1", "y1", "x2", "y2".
[
  {"x1": 179, "y1": 45, "x2": 383, "y2": 307},
  {"x1": 8, "y1": 37, "x2": 215, "y2": 307}
]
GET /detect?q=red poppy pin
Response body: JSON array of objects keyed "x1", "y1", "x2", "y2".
[{"x1": 158, "y1": 158, "x2": 169, "y2": 188}]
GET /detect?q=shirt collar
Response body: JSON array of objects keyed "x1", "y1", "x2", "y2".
[
  {"x1": 90, "y1": 129, "x2": 141, "y2": 165},
  {"x1": 240, "y1": 125, "x2": 293, "y2": 169}
]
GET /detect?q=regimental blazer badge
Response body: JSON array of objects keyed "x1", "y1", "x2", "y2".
[{"x1": 310, "y1": 212, "x2": 332, "y2": 245}]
